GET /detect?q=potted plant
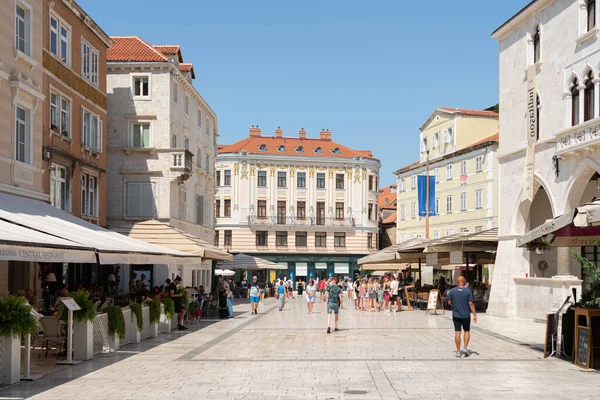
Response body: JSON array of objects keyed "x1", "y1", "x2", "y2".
[
  {"x1": 571, "y1": 251, "x2": 600, "y2": 308},
  {"x1": 148, "y1": 299, "x2": 161, "y2": 337},
  {"x1": 129, "y1": 303, "x2": 143, "y2": 343},
  {"x1": 59, "y1": 289, "x2": 96, "y2": 361},
  {"x1": 160, "y1": 298, "x2": 174, "y2": 333},
  {"x1": 104, "y1": 305, "x2": 125, "y2": 351},
  {"x1": 0, "y1": 296, "x2": 37, "y2": 384}
]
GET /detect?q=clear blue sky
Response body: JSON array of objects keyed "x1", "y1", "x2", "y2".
[{"x1": 80, "y1": 0, "x2": 526, "y2": 185}]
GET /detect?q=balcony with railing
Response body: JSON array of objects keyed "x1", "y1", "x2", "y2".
[
  {"x1": 247, "y1": 215, "x2": 355, "y2": 231},
  {"x1": 169, "y1": 149, "x2": 194, "y2": 182}
]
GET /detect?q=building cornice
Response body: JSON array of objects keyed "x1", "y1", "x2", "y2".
[
  {"x1": 107, "y1": 62, "x2": 217, "y2": 124},
  {"x1": 492, "y1": 0, "x2": 555, "y2": 40},
  {"x1": 216, "y1": 153, "x2": 381, "y2": 168},
  {"x1": 60, "y1": 0, "x2": 113, "y2": 48},
  {"x1": 394, "y1": 141, "x2": 498, "y2": 176}
]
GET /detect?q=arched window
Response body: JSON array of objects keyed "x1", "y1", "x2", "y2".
[
  {"x1": 588, "y1": 0, "x2": 596, "y2": 32},
  {"x1": 533, "y1": 25, "x2": 541, "y2": 64},
  {"x1": 571, "y1": 78, "x2": 581, "y2": 126},
  {"x1": 585, "y1": 71, "x2": 595, "y2": 122}
]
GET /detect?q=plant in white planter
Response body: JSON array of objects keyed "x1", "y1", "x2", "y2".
[
  {"x1": 59, "y1": 289, "x2": 96, "y2": 361},
  {"x1": 0, "y1": 295, "x2": 37, "y2": 384},
  {"x1": 104, "y1": 305, "x2": 125, "y2": 351},
  {"x1": 148, "y1": 300, "x2": 161, "y2": 338},
  {"x1": 129, "y1": 303, "x2": 143, "y2": 343}
]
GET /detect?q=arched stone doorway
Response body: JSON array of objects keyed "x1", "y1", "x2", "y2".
[{"x1": 526, "y1": 186, "x2": 556, "y2": 277}]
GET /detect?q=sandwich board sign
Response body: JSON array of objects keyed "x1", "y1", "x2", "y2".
[{"x1": 426, "y1": 289, "x2": 444, "y2": 315}]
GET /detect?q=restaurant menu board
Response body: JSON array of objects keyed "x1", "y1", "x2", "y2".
[
  {"x1": 575, "y1": 326, "x2": 591, "y2": 368},
  {"x1": 426, "y1": 289, "x2": 443, "y2": 315},
  {"x1": 543, "y1": 313, "x2": 556, "y2": 358},
  {"x1": 60, "y1": 297, "x2": 81, "y2": 311}
]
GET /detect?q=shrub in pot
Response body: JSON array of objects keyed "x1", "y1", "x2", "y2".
[
  {"x1": 104, "y1": 305, "x2": 126, "y2": 339},
  {"x1": 129, "y1": 303, "x2": 143, "y2": 332},
  {"x1": 162, "y1": 298, "x2": 175, "y2": 320},
  {"x1": 0, "y1": 295, "x2": 37, "y2": 384},
  {"x1": 58, "y1": 289, "x2": 96, "y2": 323},
  {"x1": 149, "y1": 300, "x2": 161, "y2": 324}
]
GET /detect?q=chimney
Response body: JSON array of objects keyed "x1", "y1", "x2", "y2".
[
  {"x1": 319, "y1": 129, "x2": 331, "y2": 140},
  {"x1": 249, "y1": 125, "x2": 261, "y2": 137},
  {"x1": 299, "y1": 128, "x2": 306, "y2": 139},
  {"x1": 275, "y1": 126, "x2": 283, "y2": 137}
]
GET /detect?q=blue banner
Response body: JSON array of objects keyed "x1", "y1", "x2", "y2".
[{"x1": 418, "y1": 175, "x2": 436, "y2": 217}]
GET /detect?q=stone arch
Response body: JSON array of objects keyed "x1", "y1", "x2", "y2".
[
  {"x1": 565, "y1": 156, "x2": 600, "y2": 210},
  {"x1": 581, "y1": 65, "x2": 595, "y2": 83},
  {"x1": 566, "y1": 71, "x2": 580, "y2": 93},
  {"x1": 513, "y1": 174, "x2": 557, "y2": 235}
]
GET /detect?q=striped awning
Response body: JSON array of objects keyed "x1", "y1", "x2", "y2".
[{"x1": 216, "y1": 253, "x2": 286, "y2": 270}]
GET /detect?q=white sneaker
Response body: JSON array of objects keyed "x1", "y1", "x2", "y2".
[
  {"x1": 462, "y1": 348, "x2": 471, "y2": 357},
  {"x1": 455, "y1": 351, "x2": 462, "y2": 358}
]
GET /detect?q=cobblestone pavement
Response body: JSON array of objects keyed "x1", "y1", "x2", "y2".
[{"x1": 2, "y1": 296, "x2": 600, "y2": 399}]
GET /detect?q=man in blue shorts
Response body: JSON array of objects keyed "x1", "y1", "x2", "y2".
[
  {"x1": 324, "y1": 276, "x2": 343, "y2": 334},
  {"x1": 247, "y1": 275, "x2": 260, "y2": 315},
  {"x1": 446, "y1": 276, "x2": 477, "y2": 357}
]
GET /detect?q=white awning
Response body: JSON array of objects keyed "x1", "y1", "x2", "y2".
[
  {"x1": 112, "y1": 220, "x2": 231, "y2": 261},
  {"x1": 0, "y1": 193, "x2": 200, "y2": 264},
  {"x1": 0, "y1": 219, "x2": 96, "y2": 263},
  {"x1": 216, "y1": 253, "x2": 286, "y2": 270}
]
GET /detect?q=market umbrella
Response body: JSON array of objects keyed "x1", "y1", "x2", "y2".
[{"x1": 215, "y1": 269, "x2": 235, "y2": 276}]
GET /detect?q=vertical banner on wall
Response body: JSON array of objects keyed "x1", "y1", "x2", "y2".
[
  {"x1": 417, "y1": 175, "x2": 436, "y2": 217},
  {"x1": 522, "y1": 65, "x2": 538, "y2": 205}
]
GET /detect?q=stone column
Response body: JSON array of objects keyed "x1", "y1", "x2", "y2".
[
  {"x1": 594, "y1": 79, "x2": 600, "y2": 118},
  {"x1": 579, "y1": 85, "x2": 586, "y2": 123}
]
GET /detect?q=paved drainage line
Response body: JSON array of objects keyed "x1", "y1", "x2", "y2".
[{"x1": 178, "y1": 303, "x2": 279, "y2": 361}]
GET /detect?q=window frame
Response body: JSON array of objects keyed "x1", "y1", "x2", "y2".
[
  {"x1": 400, "y1": 204, "x2": 406, "y2": 220},
  {"x1": 257, "y1": 170, "x2": 267, "y2": 187},
  {"x1": 276, "y1": 231, "x2": 288, "y2": 247},
  {"x1": 316, "y1": 173, "x2": 326, "y2": 189},
  {"x1": 257, "y1": 200, "x2": 267, "y2": 218},
  {"x1": 367, "y1": 233, "x2": 373, "y2": 248},
  {"x1": 335, "y1": 173, "x2": 344, "y2": 189},
  {"x1": 446, "y1": 195, "x2": 453, "y2": 214},
  {"x1": 475, "y1": 189, "x2": 483, "y2": 209},
  {"x1": 215, "y1": 199, "x2": 221, "y2": 218},
  {"x1": 315, "y1": 232, "x2": 327, "y2": 248},
  {"x1": 81, "y1": 39, "x2": 99, "y2": 87},
  {"x1": 50, "y1": 163, "x2": 70, "y2": 212},
  {"x1": 126, "y1": 181, "x2": 154, "y2": 218},
  {"x1": 131, "y1": 121, "x2": 152, "y2": 148},
  {"x1": 434, "y1": 168, "x2": 440, "y2": 183},
  {"x1": 133, "y1": 75, "x2": 151, "y2": 99},
  {"x1": 584, "y1": 71, "x2": 595, "y2": 122},
  {"x1": 446, "y1": 163, "x2": 453, "y2": 180},
  {"x1": 460, "y1": 160, "x2": 467, "y2": 176},
  {"x1": 184, "y1": 96, "x2": 190, "y2": 115},
  {"x1": 15, "y1": 105, "x2": 30, "y2": 164},
  {"x1": 172, "y1": 80, "x2": 178, "y2": 104},
  {"x1": 277, "y1": 201, "x2": 286, "y2": 224},
  {"x1": 81, "y1": 172, "x2": 99, "y2": 218},
  {"x1": 224, "y1": 199, "x2": 231, "y2": 217},
  {"x1": 296, "y1": 201, "x2": 306, "y2": 219},
  {"x1": 533, "y1": 25, "x2": 541, "y2": 64},
  {"x1": 460, "y1": 191, "x2": 467, "y2": 211},
  {"x1": 81, "y1": 107, "x2": 102, "y2": 152},
  {"x1": 475, "y1": 155, "x2": 484, "y2": 172},
  {"x1": 316, "y1": 202, "x2": 326, "y2": 225},
  {"x1": 179, "y1": 186, "x2": 187, "y2": 220},
  {"x1": 224, "y1": 170, "x2": 231, "y2": 186},
  {"x1": 295, "y1": 231, "x2": 308, "y2": 247},
  {"x1": 297, "y1": 172, "x2": 306, "y2": 188},
  {"x1": 15, "y1": 1, "x2": 31, "y2": 56},
  {"x1": 197, "y1": 109, "x2": 202, "y2": 127},
  {"x1": 256, "y1": 231, "x2": 268, "y2": 246},
  {"x1": 224, "y1": 230, "x2": 232, "y2": 246},
  {"x1": 334, "y1": 232, "x2": 346, "y2": 248},
  {"x1": 335, "y1": 202, "x2": 344, "y2": 220},
  {"x1": 277, "y1": 171, "x2": 287, "y2": 188},
  {"x1": 49, "y1": 13, "x2": 70, "y2": 65},
  {"x1": 588, "y1": 0, "x2": 596, "y2": 32},
  {"x1": 572, "y1": 78, "x2": 581, "y2": 126}
]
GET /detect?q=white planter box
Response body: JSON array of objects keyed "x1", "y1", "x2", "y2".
[
  {"x1": 150, "y1": 322, "x2": 159, "y2": 338},
  {"x1": 108, "y1": 334, "x2": 120, "y2": 351},
  {"x1": 73, "y1": 321, "x2": 93, "y2": 360},
  {"x1": 0, "y1": 336, "x2": 20, "y2": 385},
  {"x1": 159, "y1": 314, "x2": 171, "y2": 333}
]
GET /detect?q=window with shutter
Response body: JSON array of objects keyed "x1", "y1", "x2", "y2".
[{"x1": 197, "y1": 195, "x2": 205, "y2": 225}]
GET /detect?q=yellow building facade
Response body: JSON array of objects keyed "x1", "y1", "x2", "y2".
[{"x1": 395, "y1": 108, "x2": 499, "y2": 242}]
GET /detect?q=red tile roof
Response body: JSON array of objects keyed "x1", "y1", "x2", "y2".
[
  {"x1": 378, "y1": 185, "x2": 397, "y2": 210},
  {"x1": 383, "y1": 212, "x2": 397, "y2": 224},
  {"x1": 153, "y1": 45, "x2": 180, "y2": 55},
  {"x1": 438, "y1": 107, "x2": 499, "y2": 118},
  {"x1": 465, "y1": 132, "x2": 499, "y2": 148},
  {"x1": 218, "y1": 133, "x2": 378, "y2": 160},
  {"x1": 179, "y1": 63, "x2": 193, "y2": 72},
  {"x1": 107, "y1": 37, "x2": 169, "y2": 62}
]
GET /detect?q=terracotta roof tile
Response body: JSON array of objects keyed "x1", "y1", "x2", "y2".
[
  {"x1": 107, "y1": 36, "x2": 168, "y2": 62},
  {"x1": 218, "y1": 134, "x2": 378, "y2": 160},
  {"x1": 378, "y1": 185, "x2": 397, "y2": 210},
  {"x1": 153, "y1": 45, "x2": 180, "y2": 55},
  {"x1": 438, "y1": 107, "x2": 499, "y2": 118},
  {"x1": 464, "y1": 132, "x2": 499, "y2": 148},
  {"x1": 180, "y1": 63, "x2": 193, "y2": 72}
]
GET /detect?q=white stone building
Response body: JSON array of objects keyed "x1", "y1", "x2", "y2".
[
  {"x1": 105, "y1": 37, "x2": 218, "y2": 289},
  {"x1": 490, "y1": 0, "x2": 600, "y2": 319}
]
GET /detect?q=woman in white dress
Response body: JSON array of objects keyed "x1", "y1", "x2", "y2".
[{"x1": 305, "y1": 279, "x2": 317, "y2": 314}]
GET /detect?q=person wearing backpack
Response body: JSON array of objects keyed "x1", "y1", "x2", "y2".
[{"x1": 324, "y1": 276, "x2": 343, "y2": 333}]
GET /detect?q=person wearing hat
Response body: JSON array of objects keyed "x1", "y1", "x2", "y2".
[{"x1": 168, "y1": 276, "x2": 187, "y2": 330}]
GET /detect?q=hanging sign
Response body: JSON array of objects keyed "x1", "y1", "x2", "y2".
[
  {"x1": 450, "y1": 251, "x2": 463, "y2": 265},
  {"x1": 426, "y1": 253, "x2": 438, "y2": 266},
  {"x1": 334, "y1": 263, "x2": 349, "y2": 274},
  {"x1": 522, "y1": 65, "x2": 538, "y2": 205},
  {"x1": 315, "y1": 262, "x2": 327, "y2": 270}
]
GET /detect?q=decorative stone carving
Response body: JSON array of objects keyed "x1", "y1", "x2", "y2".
[
  {"x1": 328, "y1": 167, "x2": 334, "y2": 178},
  {"x1": 309, "y1": 166, "x2": 315, "y2": 178},
  {"x1": 269, "y1": 164, "x2": 275, "y2": 177},
  {"x1": 240, "y1": 163, "x2": 248, "y2": 179},
  {"x1": 289, "y1": 165, "x2": 296, "y2": 177},
  {"x1": 233, "y1": 162, "x2": 239, "y2": 175}
]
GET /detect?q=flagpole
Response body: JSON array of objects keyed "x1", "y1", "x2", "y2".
[{"x1": 425, "y1": 150, "x2": 430, "y2": 239}]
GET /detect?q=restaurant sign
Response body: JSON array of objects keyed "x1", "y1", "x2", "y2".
[
  {"x1": 426, "y1": 252, "x2": 438, "y2": 266},
  {"x1": 522, "y1": 65, "x2": 538, "y2": 205},
  {"x1": 0, "y1": 245, "x2": 96, "y2": 263}
]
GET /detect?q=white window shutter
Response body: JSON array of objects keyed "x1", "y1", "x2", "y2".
[
  {"x1": 127, "y1": 183, "x2": 141, "y2": 216},
  {"x1": 141, "y1": 183, "x2": 154, "y2": 217}
]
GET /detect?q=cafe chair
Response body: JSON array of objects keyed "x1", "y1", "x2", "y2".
[
  {"x1": 39, "y1": 316, "x2": 66, "y2": 358},
  {"x1": 33, "y1": 299, "x2": 45, "y2": 311},
  {"x1": 93, "y1": 300, "x2": 102, "y2": 312},
  {"x1": 99, "y1": 299, "x2": 112, "y2": 312}
]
